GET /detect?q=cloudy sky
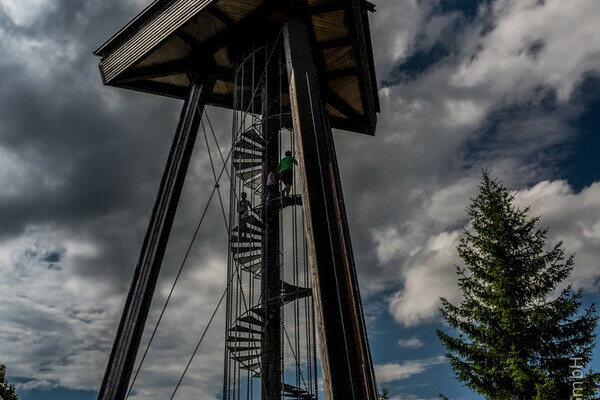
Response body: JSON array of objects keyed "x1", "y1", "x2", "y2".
[{"x1": 1, "y1": 0, "x2": 599, "y2": 399}]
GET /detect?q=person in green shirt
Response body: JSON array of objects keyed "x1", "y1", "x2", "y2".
[{"x1": 278, "y1": 150, "x2": 298, "y2": 197}]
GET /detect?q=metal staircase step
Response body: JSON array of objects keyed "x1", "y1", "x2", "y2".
[
  {"x1": 283, "y1": 384, "x2": 315, "y2": 399},
  {"x1": 233, "y1": 150, "x2": 262, "y2": 160},
  {"x1": 234, "y1": 253, "x2": 261, "y2": 265},
  {"x1": 237, "y1": 315, "x2": 265, "y2": 327},
  {"x1": 231, "y1": 224, "x2": 263, "y2": 236},
  {"x1": 281, "y1": 281, "x2": 312, "y2": 304},
  {"x1": 242, "y1": 261, "x2": 262, "y2": 273},
  {"x1": 227, "y1": 345, "x2": 260, "y2": 352},
  {"x1": 227, "y1": 336, "x2": 261, "y2": 343},
  {"x1": 266, "y1": 194, "x2": 302, "y2": 209},
  {"x1": 229, "y1": 325, "x2": 262, "y2": 335},
  {"x1": 235, "y1": 137, "x2": 262, "y2": 153},
  {"x1": 249, "y1": 306, "x2": 266, "y2": 319},
  {"x1": 240, "y1": 361, "x2": 260, "y2": 372},
  {"x1": 233, "y1": 353, "x2": 261, "y2": 363},
  {"x1": 238, "y1": 169, "x2": 261, "y2": 182},
  {"x1": 234, "y1": 160, "x2": 262, "y2": 170},
  {"x1": 247, "y1": 179, "x2": 262, "y2": 190},
  {"x1": 230, "y1": 246, "x2": 261, "y2": 254},
  {"x1": 241, "y1": 128, "x2": 265, "y2": 146},
  {"x1": 247, "y1": 304, "x2": 277, "y2": 325},
  {"x1": 241, "y1": 215, "x2": 264, "y2": 229},
  {"x1": 230, "y1": 235, "x2": 261, "y2": 244}
]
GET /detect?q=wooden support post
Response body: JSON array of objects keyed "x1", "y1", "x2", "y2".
[
  {"x1": 283, "y1": 8, "x2": 379, "y2": 400},
  {"x1": 98, "y1": 73, "x2": 210, "y2": 400}
]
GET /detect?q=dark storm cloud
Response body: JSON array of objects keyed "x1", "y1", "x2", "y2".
[
  {"x1": 0, "y1": 3, "x2": 234, "y2": 393},
  {"x1": 0, "y1": 0, "x2": 223, "y2": 289}
]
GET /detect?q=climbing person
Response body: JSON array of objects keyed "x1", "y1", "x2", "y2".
[
  {"x1": 266, "y1": 169, "x2": 279, "y2": 202},
  {"x1": 237, "y1": 192, "x2": 251, "y2": 226},
  {"x1": 279, "y1": 150, "x2": 298, "y2": 197}
]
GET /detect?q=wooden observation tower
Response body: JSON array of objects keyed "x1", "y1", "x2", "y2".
[{"x1": 94, "y1": 0, "x2": 380, "y2": 399}]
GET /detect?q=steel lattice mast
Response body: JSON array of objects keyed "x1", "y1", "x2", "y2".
[{"x1": 94, "y1": 1, "x2": 380, "y2": 399}]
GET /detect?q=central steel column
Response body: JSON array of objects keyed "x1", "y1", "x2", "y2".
[
  {"x1": 283, "y1": 5, "x2": 379, "y2": 400},
  {"x1": 261, "y1": 69, "x2": 282, "y2": 400}
]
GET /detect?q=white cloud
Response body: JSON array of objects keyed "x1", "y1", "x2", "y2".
[
  {"x1": 0, "y1": 221, "x2": 228, "y2": 398},
  {"x1": 397, "y1": 336, "x2": 424, "y2": 349},
  {"x1": 373, "y1": 227, "x2": 411, "y2": 264},
  {"x1": 515, "y1": 180, "x2": 600, "y2": 291},
  {"x1": 0, "y1": 226, "x2": 118, "y2": 390},
  {"x1": 374, "y1": 356, "x2": 445, "y2": 383},
  {"x1": 451, "y1": 0, "x2": 600, "y2": 101},
  {"x1": 427, "y1": 177, "x2": 477, "y2": 226},
  {"x1": 369, "y1": 0, "x2": 431, "y2": 79},
  {"x1": 0, "y1": 0, "x2": 56, "y2": 27},
  {"x1": 388, "y1": 231, "x2": 461, "y2": 327}
]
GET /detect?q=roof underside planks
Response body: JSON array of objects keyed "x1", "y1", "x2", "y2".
[{"x1": 94, "y1": 0, "x2": 380, "y2": 135}]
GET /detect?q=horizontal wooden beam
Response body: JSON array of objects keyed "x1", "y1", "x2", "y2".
[
  {"x1": 309, "y1": 0, "x2": 375, "y2": 14},
  {"x1": 317, "y1": 37, "x2": 352, "y2": 49},
  {"x1": 326, "y1": 67, "x2": 357, "y2": 80},
  {"x1": 206, "y1": 93, "x2": 233, "y2": 109},
  {"x1": 309, "y1": 0, "x2": 345, "y2": 14},
  {"x1": 177, "y1": 30, "x2": 204, "y2": 50},
  {"x1": 117, "y1": 80, "x2": 188, "y2": 99},
  {"x1": 117, "y1": 61, "x2": 187, "y2": 83}
]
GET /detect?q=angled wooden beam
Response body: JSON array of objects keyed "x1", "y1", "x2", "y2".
[
  {"x1": 327, "y1": 92, "x2": 366, "y2": 132},
  {"x1": 177, "y1": 30, "x2": 205, "y2": 50},
  {"x1": 210, "y1": 65, "x2": 235, "y2": 83},
  {"x1": 97, "y1": 72, "x2": 213, "y2": 400},
  {"x1": 205, "y1": 1, "x2": 281, "y2": 54},
  {"x1": 208, "y1": 5, "x2": 236, "y2": 27}
]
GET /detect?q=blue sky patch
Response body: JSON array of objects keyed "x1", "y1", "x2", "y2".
[
  {"x1": 438, "y1": 0, "x2": 491, "y2": 19},
  {"x1": 40, "y1": 251, "x2": 63, "y2": 263},
  {"x1": 383, "y1": 43, "x2": 450, "y2": 86},
  {"x1": 563, "y1": 74, "x2": 600, "y2": 191},
  {"x1": 17, "y1": 386, "x2": 97, "y2": 400}
]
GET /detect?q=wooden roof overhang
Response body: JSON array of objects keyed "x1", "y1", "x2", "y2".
[{"x1": 94, "y1": 0, "x2": 380, "y2": 135}]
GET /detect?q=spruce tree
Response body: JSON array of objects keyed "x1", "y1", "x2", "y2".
[
  {"x1": 437, "y1": 172, "x2": 599, "y2": 399},
  {"x1": 0, "y1": 364, "x2": 19, "y2": 400}
]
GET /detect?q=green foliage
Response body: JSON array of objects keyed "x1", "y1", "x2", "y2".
[
  {"x1": 379, "y1": 387, "x2": 390, "y2": 399},
  {"x1": 0, "y1": 364, "x2": 19, "y2": 400},
  {"x1": 437, "y1": 172, "x2": 599, "y2": 400}
]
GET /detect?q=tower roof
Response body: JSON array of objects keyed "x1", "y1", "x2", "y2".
[{"x1": 94, "y1": 0, "x2": 380, "y2": 135}]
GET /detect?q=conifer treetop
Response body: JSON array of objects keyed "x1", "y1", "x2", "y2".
[{"x1": 437, "y1": 171, "x2": 599, "y2": 400}]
